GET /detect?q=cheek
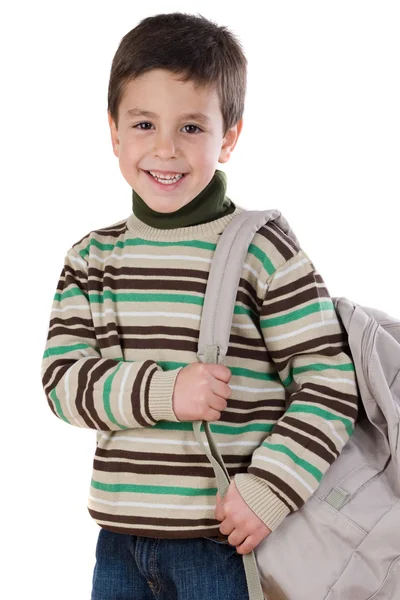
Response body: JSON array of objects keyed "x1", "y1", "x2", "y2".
[{"x1": 118, "y1": 140, "x2": 140, "y2": 168}]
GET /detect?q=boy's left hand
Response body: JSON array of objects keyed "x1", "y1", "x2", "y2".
[{"x1": 215, "y1": 479, "x2": 272, "y2": 555}]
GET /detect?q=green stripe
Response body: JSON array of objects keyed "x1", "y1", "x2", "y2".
[
  {"x1": 103, "y1": 362, "x2": 130, "y2": 429},
  {"x1": 157, "y1": 363, "x2": 280, "y2": 382},
  {"x1": 234, "y1": 305, "x2": 258, "y2": 318},
  {"x1": 80, "y1": 237, "x2": 217, "y2": 258},
  {"x1": 260, "y1": 300, "x2": 334, "y2": 328},
  {"x1": 87, "y1": 292, "x2": 260, "y2": 320},
  {"x1": 152, "y1": 421, "x2": 275, "y2": 435},
  {"x1": 80, "y1": 239, "x2": 274, "y2": 279},
  {"x1": 50, "y1": 388, "x2": 70, "y2": 423},
  {"x1": 87, "y1": 291, "x2": 260, "y2": 321},
  {"x1": 248, "y1": 243, "x2": 276, "y2": 276},
  {"x1": 48, "y1": 357, "x2": 127, "y2": 429},
  {"x1": 230, "y1": 366, "x2": 280, "y2": 381},
  {"x1": 43, "y1": 342, "x2": 93, "y2": 359},
  {"x1": 261, "y1": 442, "x2": 323, "y2": 482},
  {"x1": 286, "y1": 403, "x2": 354, "y2": 436},
  {"x1": 54, "y1": 287, "x2": 87, "y2": 302},
  {"x1": 91, "y1": 478, "x2": 217, "y2": 496},
  {"x1": 282, "y1": 362, "x2": 355, "y2": 387},
  {"x1": 89, "y1": 292, "x2": 205, "y2": 305}
]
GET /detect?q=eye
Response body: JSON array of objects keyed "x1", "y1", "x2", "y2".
[
  {"x1": 133, "y1": 122, "x2": 153, "y2": 130},
  {"x1": 182, "y1": 124, "x2": 202, "y2": 134},
  {"x1": 132, "y1": 122, "x2": 202, "y2": 134}
]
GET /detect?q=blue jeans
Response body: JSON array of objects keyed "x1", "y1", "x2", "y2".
[{"x1": 91, "y1": 527, "x2": 250, "y2": 599}]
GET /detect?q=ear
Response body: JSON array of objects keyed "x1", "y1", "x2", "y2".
[
  {"x1": 218, "y1": 118, "x2": 244, "y2": 164},
  {"x1": 107, "y1": 110, "x2": 120, "y2": 158}
]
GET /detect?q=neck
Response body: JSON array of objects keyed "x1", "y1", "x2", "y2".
[{"x1": 131, "y1": 169, "x2": 236, "y2": 229}]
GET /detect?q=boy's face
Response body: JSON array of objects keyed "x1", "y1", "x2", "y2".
[{"x1": 108, "y1": 68, "x2": 242, "y2": 213}]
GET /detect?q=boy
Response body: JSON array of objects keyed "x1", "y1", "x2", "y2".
[{"x1": 41, "y1": 11, "x2": 359, "y2": 600}]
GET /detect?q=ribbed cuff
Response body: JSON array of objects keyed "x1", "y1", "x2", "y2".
[
  {"x1": 234, "y1": 473, "x2": 290, "y2": 531},
  {"x1": 148, "y1": 367, "x2": 184, "y2": 422}
]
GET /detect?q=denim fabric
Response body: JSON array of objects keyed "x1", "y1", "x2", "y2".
[{"x1": 91, "y1": 527, "x2": 250, "y2": 599}]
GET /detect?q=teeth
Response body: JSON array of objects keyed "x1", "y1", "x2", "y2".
[{"x1": 149, "y1": 171, "x2": 184, "y2": 183}]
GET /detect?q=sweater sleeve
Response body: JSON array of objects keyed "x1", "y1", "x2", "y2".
[
  {"x1": 234, "y1": 248, "x2": 359, "y2": 531},
  {"x1": 41, "y1": 247, "x2": 183, "y2": 431}
]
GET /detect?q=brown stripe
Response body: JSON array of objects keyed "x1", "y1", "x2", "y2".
[
  {"x1": 268, "y1": 333, "x2": 346, "y2": 361},
  {"x1": 92, "y1": 222, "x2": 128, "y2": 236},
  {"x1": 43, "y1": 358, "x2": 98, "y2": 428},
  {"x1": 133, "y1": 361, "x2": 158, "y2": 426},
  {"x1": 88, "y1": 512, "x2": 223, "y2": 538},
  {"x1": 262, "y1": 284, "x2": 330, "y2": 316},
  {"x1": 63, "y1": 264, "x2": 88, "y2": 292},
  {"x1": 41, "y1": 364, "x2": 60, "y2": 418},
  {"x1": 93, "y1": 459, "x2": 248, "y2": 478},
  {"x1": 283, "y1": 416, "x2": 340, "y2": 457},
  {"x1": 82, "y1": 358, "x2": 117, "y2": 429},
  {"x1": 99, "y1": 274, "x2": 208, "y2": 294},
  {"x1": 240, "y1": 277, "x2": 264, "y2": 308},
  {"x1": 95, "y1": 447, "x2": 252, "y2": 465},
  {"x1": 47, "y1": 322, "x2": 97, "y2": 343},
  {"x1": 265, "y1": 272, "x2": 325, "y2": 300},
  {"x1": 74, "y1": 221, "x2": 128, "y2": 248},
  {"x1": 271, "y1": 423, "x2": 336, "y2": 464},
  {"x1": 91, "y1": 276, "x2": 260, "y2": 320},
  {"x1": 218, "y1": 409, "x2": 286, "y2": 424},
  {"x1": 228, "y1": 397, "x2": 286, "y2": 411},
  {"x1": 272, "y1": 343, "x2": 348, "y2": 372},
  {"x1": 306, "y1": 382, "x2": 358, "y2": 404},
  {"x1": 268, "y1": 221, "x2": 300, "y2": 254},
  {"x1": 88, "y1": 509, "x2": 220, "y2": 528},
  {"x1": 249, "y1": 467, "x2": 302, "y2": 511},
  {"x1": 295, "y1": 389, "x2": 358, "y2": 420},
  {"x1": 99, "y1": 331, "x2": 273, "y2": 364},
  {"x1": 72, "y1": 230, "x2": 93, "y2": 246},
  {"x1": 236, "y1": 289, "x2": 259, "y2": 316},
  {"x1": 93, "y1": 265, "x2": 210, "y2": 281},
  {"x1": 258, "y1": 224, "x2": 295, "y2": 262}
]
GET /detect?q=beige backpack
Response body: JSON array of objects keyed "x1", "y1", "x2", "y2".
[{"x1": 193, "y1": 209, "x2": 400, "y2": 600}]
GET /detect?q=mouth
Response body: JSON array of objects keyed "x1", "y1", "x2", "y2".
[{"x1": 142, "y1": 169, "x2": 188, "y2": 190}]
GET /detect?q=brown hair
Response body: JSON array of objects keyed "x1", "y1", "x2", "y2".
[{"x1": 107, "y1": 12, "x2": 247, "y2": 137}]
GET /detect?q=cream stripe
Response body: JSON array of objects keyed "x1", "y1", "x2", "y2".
[
  {"x1": 308, "y1": 375, "x2": 357, "y2": 387},
  {"x1": 93, "y1": 252, "x2": 212, "y2": 265},
  {"x1": 89, "y1": 494, "x2": 214, "y2": 510},
  {"x1": 230, "y1": 385, "x2": 285, "y2": 393},
  {"x1": 69, "y1": 253, "x2": 87, "y2": 268},
  {"x1": 324, "y1": 419, "x2": 346, "y2": 447},
  {"x1": 272, "y1": 257, "x2": 309, "y2": 279},
  {"x1": 65, "y1": 364, "x2": 83, "y2": 427},
  {"x1": 266, "y1": 319, "x2": 339, "y2": 341},
  {"x1": 52, "y1": 305, "x2": 91, "y2": 313},
  {"x1": 253, "y1": 455, "x2": 314, "y2": 494},
  {"x1": 99, "y1": 433, "x2": 259, "y2": 448},
  {"x1": 243, "y1": 262, "x2": 259, "y2": 278},
  {"x1": 92, "y1": 309, "x2": 261, "y2": 331},
  {"x1": 118, "y1": 362, "x2": 135, "y2": 426}
]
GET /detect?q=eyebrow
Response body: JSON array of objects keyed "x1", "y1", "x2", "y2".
[{"x1": 125, "y1": 108, "x2": 211, "y2": 125}]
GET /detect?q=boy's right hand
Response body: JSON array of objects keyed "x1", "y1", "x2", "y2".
[{"x1": 172, "y1": 363, "x2": 232, "y2": 422}]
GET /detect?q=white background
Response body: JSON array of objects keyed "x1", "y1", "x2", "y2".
[{"x1": 1, "y1": 1, "x2": 399, "y2": 598}]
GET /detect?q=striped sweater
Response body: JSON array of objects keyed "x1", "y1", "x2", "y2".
[{"x1": 41, "y1": 204, "x2": 359, "y2": 538}]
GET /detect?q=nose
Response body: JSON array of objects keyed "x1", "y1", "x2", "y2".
[{"x1": 153, "y1": 130, "x2": 178, "y2": 159}]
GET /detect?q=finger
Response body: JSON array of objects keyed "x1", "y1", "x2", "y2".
[
  {"x1": 235, "y1": 535, "x2": 255, "y2": 555},
  {"x1": 215, "y1": 502, "x2": 224, "y2": 521},
  {"x1": 219, "y1": 518, "x2": 235, "y2": 538}
]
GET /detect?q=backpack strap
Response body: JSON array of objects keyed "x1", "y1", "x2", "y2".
[
  {"x1": 193, "y1": 209, "x2": 299, "y2": 600},
  {"x1": 196, "y1": 209, "x2": 300, "y2": 364}
]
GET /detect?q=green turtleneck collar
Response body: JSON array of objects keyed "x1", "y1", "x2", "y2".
[{"x1": 131, "y1": 169, "x2": 236, "y2": 229}]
